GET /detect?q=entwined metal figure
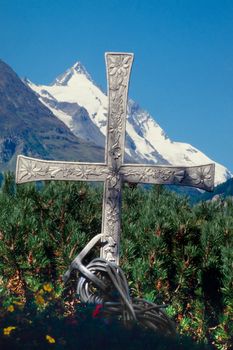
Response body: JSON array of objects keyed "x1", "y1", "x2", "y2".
[{"x1": 16, "y1": 53, "x2": 215, "y2": 336}]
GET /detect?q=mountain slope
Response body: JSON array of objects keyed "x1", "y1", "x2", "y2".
[
  {"x1": 195, "y1": 177, "x2": 233, "y2": 202},
  {"x1": 0, "y1": 59, "x2": 104, "y2": 172},
  {"x1": 27, "y1": 61, "x2": 232, "y2": 185}
]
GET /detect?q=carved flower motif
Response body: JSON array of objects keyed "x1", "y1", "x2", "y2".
[
  {"x1": 109, "y1": 117, "x2": 121, "y2": 134},
  {"x1": 106, "y1": 235, "x2": 116, "y2": 247},
  {"x1": 138, "y1": 170, "x2": 151, "y2": 182},
  {"x1": 110, "y1": 79, "x2": 122, "y2": 92},
  {"x1": 109, "y1": 55, "x2": 131, "y2": 77},
  {"x1": 75, "y1": 166, "x2": 91, "y2": 179},
  {"x1": 173, "y1": 170, "x2": 185, "y2": 183},
  {"x1": 19, "y1": 160, "x2": 42, "y2": 180},
  {"x1": 123, "y1": 169, "x2": 149, "y2": 182},
  {"x1": 107, "y1": 205, "x2": 119, "y2": 232},
  {"x1": 189, "y1": 166, "x2": 212, "y2": 187},
  {"x1": 62, "y1": 166, "x2": 91, "y2": 179},
  {"x1": 107, "y1": 168, "x2": 120, "y2": 188},
  {"x1": 62, "y1": 167, "x2": 74, "y2": 177},
  {"x1": 158, "y1": 170, "x2": 173, "y2": 181},
  {"x1": 111, "y1": 98, "x2": 124, "y2": 116},
  {"x1": 109, "y1": 146, "x2": 121, "y2": 161},
  {"x1": 104, "y1": 246, "x2": 116, "y2": 262}
]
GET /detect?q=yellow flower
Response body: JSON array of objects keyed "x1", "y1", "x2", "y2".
[
  {"x1": 7, "y1": 305, "x2": 14, "y2": 312},
  {"x1": 13, "y1": 301, "x2": 24, "y2": 306},
  {"x1": 35, "y1": 294, "x2": 45, "y2": 305},
  {"x1": 46, "y1": 335, "x2": 56, "y2": 343},
  {"x1": 43, "y1": 283, "x2": 52, "y2": 292},
  {"x1": 3, "y1": 326, "x2": 16, "y2": 335}
]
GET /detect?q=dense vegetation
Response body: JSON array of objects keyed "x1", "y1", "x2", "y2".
[{"x1": 0, "y1": 173, "x2": 232, "y2": 349}]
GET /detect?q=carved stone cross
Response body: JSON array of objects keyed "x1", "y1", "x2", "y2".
[{"x1": 16, "y1": 52, "x2": 215, "y2": 265}]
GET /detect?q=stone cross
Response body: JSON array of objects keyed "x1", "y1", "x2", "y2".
[{"x1": 16, "y1": 52, "x2": 215, "y2": 265}]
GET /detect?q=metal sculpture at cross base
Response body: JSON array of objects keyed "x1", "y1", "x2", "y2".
[{"x1": 16, "y1": 52, "x2": 215, "y2": 336}]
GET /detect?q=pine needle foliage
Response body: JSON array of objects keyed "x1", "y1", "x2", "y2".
[{"x1": 0, "y1": 173, "x2": 232, "y2": 349}]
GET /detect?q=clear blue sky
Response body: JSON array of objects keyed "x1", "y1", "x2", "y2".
[{"x1": 0, "y1": 0, "x2": 232, "y2": 173}]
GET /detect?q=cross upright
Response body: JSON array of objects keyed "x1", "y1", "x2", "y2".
[{"x1": 16, "y1": 52, "x2": 215, "y2": 265}]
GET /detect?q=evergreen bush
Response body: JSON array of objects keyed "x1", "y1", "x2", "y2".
[{"x1": 0, "y1": 173, "x2": 232, "y2": 349}]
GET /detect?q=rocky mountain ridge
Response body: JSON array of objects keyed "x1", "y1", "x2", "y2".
[{"x1": 0, "y1": 59, "x2": 105, "y2": 172}]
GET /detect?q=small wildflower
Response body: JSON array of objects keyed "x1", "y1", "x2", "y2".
[
  {"x1": 7, "y1": 305, "x2": 14, "y2": 312},
  {"x1": 177, "y1": 314, "x2": 183, "y2": 322},
  {"x1": 43, "y1": 283, "x2": 52, "y2": 292},
  {"x1": 46, "y1": 335, "x2": 56, "y2": 343},
  {"x1": 3, "y1": 326, "x2": 16, "y2": 335},
  {"x1": 92, "y1": 304, "x2": 103, "y2": 318},
  {"x1": 35, "y1": 294, "x2": 45, "y2": 305},
  {"x1": 13, "y1": 301, "x2": 24, "y2": 306}
]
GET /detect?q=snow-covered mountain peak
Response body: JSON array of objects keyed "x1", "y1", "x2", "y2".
[
  {"x1": 52, "y1": 61, "x2": 93, "y2": 87},
  {"x1": 128, "y1": 99, "x2": 170, "y2": 141},
  {"x1": 72, "y1": 61, "x2": 89, "y2": 74}
]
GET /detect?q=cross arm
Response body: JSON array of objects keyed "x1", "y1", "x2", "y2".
[
  {"x1": 121, "y1": 163, "x2": 215, "y2": 191},
  {"x1": 15, "y1": 155, "x2": 108, "y2": 184}
]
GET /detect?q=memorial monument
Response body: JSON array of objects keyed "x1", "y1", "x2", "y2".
[{"x1": 16, "y1": 52, "x2": 215, "y2": 336}]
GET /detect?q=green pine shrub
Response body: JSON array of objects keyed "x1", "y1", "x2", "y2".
[{"x1": 0, "y1": 173, "x2": 232, "y2": 349}]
